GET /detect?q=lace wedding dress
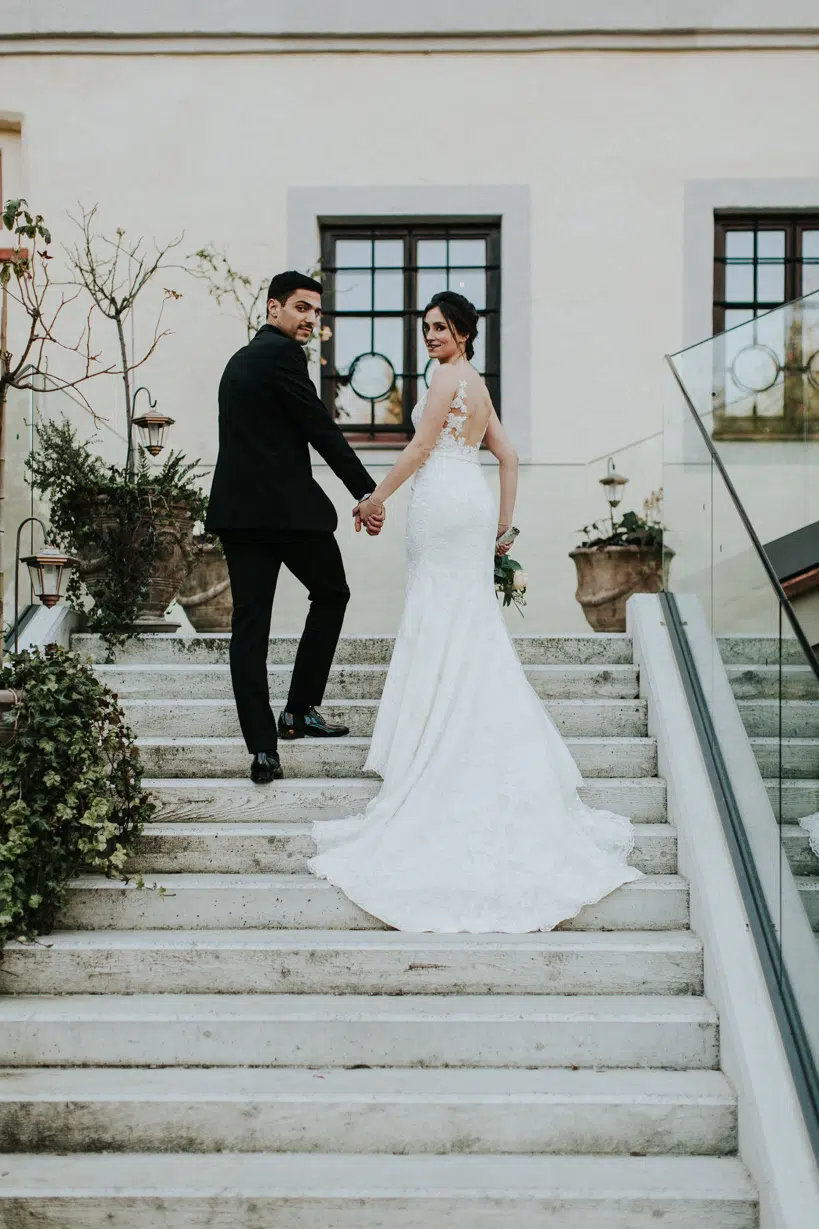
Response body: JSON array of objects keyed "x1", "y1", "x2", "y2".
[{"x1": 309, "y1": 380, "x2": 642, "y2": 932}]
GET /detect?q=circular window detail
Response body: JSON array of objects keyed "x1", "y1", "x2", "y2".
[{"x1": 348, "y1": 352, "x2": 396, "y2": 401}]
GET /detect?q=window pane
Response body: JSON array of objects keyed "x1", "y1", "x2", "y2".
[
  {"x1": 725, "y1": 262, "x2": 754, "y2": 302},
  {"x1": 334, "y1": 270, "x2": 371, "y2": 311},
  {"x1": 375, "y1": 384, "x2": 405, "y2": 425},
  {"x1": 724, "y1": 308, "x2": 755, "y2": 331},
  {"x1": 373, "y1": 316, "x2": 404, "y2": 372},
  {"x1": 449, "y1": 268, "x2": 486, "y2": 310},
  {"x1": 334, "y1": 384, "x2": 372, "y2": 425},
  {"x1": 725, "y1": 231, "x2": 754, "y2": 259},
  {"x1": 335, "y1": 240, "x2": 372, "y2": 268},
  {"x1": 448, "y1": 238, "x2": 486, "y2": 266},
  {"x1": 416, "y1": 317, "x2": 428, "y2": 374},
  {"x1": 333, "y1": 316, "x2": 372, "y2": 373},
  {"x1": 417, "y1": 239, "x2": 447, "y2": 267},
  {"x1": 374, "y1": 270, "x2": 403, "y2": 311},
  {"x1": 757, "y1": 230, "x2": 785, "y2": 259},
  {"x1": 757, "y1": 262, "x2": 785, "y2": 302},
  {"x1": 374, "y1": 240, "x2": 404, "y2": 268},
  {"x1": 417, "y1": 268, "x2": 447, "y2": 307},
  {"x1": 802, "y1": 231, "x2": 819, "y2": 295}
]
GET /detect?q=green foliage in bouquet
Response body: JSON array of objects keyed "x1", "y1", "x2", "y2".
[
  {"x1": 0, "y1": 645, "x2": 152, "y2": 948},
  {"x1": 494, "y1": 553, "x2": 528, "y2": 614},
  {"x1": 27, "y1": 417, "x2": 207, "y2": 649}
]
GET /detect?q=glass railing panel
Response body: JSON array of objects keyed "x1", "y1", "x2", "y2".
[{"x1": 665, "y1": 339, "x2": 819, "y2": 1135}]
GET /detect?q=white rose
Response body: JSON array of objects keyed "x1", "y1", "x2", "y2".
[{"x1": 512, "y1": 571, "x2": 528, "y2": 590}]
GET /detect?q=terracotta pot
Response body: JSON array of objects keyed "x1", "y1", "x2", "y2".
[
  {"x1": 178, "y1": 539, "x2": 232, "y2": 632},
  {"x1": 569, "y1": 545, "x2": 673, "y2": 632},
  {"x1": 80, "y1": 494, "x2": 195, "y2": 632}
]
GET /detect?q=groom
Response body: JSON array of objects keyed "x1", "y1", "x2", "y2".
[{"x1": 206, "y1": 271, "x2": 384, "y2": 784}]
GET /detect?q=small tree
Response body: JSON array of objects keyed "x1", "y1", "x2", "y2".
[
  {"x1": 66, "y1": 204, "x2": 183, "y2": 473},
  {"x1": 187, "y1": 245, "x2": 267, "y2": 341},
  {"x1": 0, "y1": 199, "x2": 123, "y2": 661}
]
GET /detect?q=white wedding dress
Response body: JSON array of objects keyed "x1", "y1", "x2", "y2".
[{"x1": 309, "y1": 379, "x2": 642, "y2": 932}]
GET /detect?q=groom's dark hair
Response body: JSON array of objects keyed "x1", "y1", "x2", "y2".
[{"x1": 267, "y1": 270, "x2": 323, "y2": 306}]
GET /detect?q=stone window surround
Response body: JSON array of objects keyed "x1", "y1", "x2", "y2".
[{"x1": 288, "y1": 185, "x2": 532, "y2": 461}]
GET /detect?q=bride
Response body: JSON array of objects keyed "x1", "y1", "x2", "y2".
[{"x1": 308, "y1": 290, "x2": 642, "y2": 932}]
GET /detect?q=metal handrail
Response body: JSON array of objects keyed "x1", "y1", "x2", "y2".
[{"x1": 664, "y1": 352, "x2": 819, "y2": 684}]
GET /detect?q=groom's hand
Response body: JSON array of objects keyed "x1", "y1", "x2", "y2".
[{"x1": 354, "y1": 497, "x2": 386, "y2": 536}]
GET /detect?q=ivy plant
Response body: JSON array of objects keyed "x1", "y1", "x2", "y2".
[{"x1": 0, "y1": 645, "x2": 153, "y2": 948}]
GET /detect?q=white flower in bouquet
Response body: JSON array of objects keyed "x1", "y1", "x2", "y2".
[{"x1": 512, "y1": 571, "x2": 528, "y2": 591}]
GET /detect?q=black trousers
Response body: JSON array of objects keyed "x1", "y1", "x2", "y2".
[{"x1": 221, "y1": 533, "x2": 351, "y2": 753}]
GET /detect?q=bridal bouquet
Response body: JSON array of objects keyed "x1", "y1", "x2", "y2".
[{"x1": 494, "y1": 551, "x2": 528, "y2": 614}]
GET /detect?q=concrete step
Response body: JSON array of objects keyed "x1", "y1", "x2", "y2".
[
  {"x1": 125, "y1": 698, "x2": 649, "y2": 739},
  {"x1": 726, "y1": 664, "x2": 819, "y2": 700},
  {"x1": 98, "y1": 662, "x2": 642, "y2": 701},
  {"x1": 0, "y1": 1152, "x2": 757, "y2": 1228},
  {"x1": 752, "y1": 737, "x2": 819, "y2": 779},
  {"x1": 137, "y1": 736, "x2": 659, "y2": 780},
  {"x1": 782, "y1": 823, "x2": 819, "y2": 875},
  {"x1": 765, "y1": 779, "x2": 819, "y2": 821},
  {"x1": 0, "y1": 931, "x2": 704, "y2": 997},
  {"x1": 128, "y1": 821, "x2": 677, "y2": 876},
  {"x1": 146, "y1": 776, "x2": 669, "y2": 823},
  {"x1": 717, "y1": 635, "x2": 807, "y2": 665},
  {"x1": 58, "y1": 874, "x2": 688, "y2": 933},
  {"x1": 0, "y1": 1067, "x2": 737, "y2": 1156},
  {"x1": 74, "y1": 632, "x2": 635, "y2": 667},
  {"x1": 0, "y1": 993, "x2": 717, "y2": 1068},
  {"x1": 736, "y1": 699, "x2": 819, "y2": 738}
]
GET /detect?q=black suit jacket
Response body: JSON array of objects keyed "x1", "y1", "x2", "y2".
[{"x1": 205, "y1": 325, "x2": 376, "y2": 535}]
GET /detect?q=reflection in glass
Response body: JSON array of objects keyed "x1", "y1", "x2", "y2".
[
  {"x1": 374, "y1": 240, "x2": 404, "y2": 268},
  {"x1": 448, "y1": 239, "x2": 486, "y2": 266},
  {"x1": 335, "y1": 240, "x2": 372, "y2": 268},
  {"x1": 417, "y1": 240, "x2": 447, "y2": 267},
  {"x1": 333, "y1": 316, "x2": 372, "y2": 373},
  {"x1": 334, "y1": 270, "x2": 371, "y2": 312},
  {"x1": 472, "y1": 324, "x2": 486, "y2": 373},
  {"x1": 374, "y1": 270, "x2": 403, "y2": 311},
  {"x1": 449, "y1": 269, "x2": 486, "y2": 310}
]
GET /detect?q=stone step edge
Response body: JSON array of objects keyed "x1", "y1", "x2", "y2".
[
  {"x1": 0, "y1": 1152, "x2": 755, "y2": 1203},
  {"x1": 67, "y1": 872, "x2": 686, "y2": 892}
]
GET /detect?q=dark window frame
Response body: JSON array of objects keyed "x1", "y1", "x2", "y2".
[
  {"x1": 319, "y1": 219, "x2": 501, "y2": 444},
  {"x1": 713, "y1": 210, "x2": 819, "y2": 334},
  {"x1": 713, "y1": 211, "x2": 819, "y2": 441}
]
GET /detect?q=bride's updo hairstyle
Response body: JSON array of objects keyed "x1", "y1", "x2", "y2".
[{"x1": 424, "y1": 290, "x2": 479, "y2": 361}]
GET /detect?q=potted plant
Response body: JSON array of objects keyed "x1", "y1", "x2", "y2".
[
  {"x1": 0, "y1": 644, "x2": 153, "y2": 948},
  {"x1": 570, "y1": 486, "x2": 671, "y2": 632},
  {"x1": 177, "y1": 528, "x2": 233, "y2": 632},
  {"x1": 27, "y1": 417, "x2": 206, "y2": 651}
]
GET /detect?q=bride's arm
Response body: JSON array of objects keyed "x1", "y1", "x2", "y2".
[
  {"x1": 354, "y1": 368, "x2": 459, "y2": 519},
  {"x1": 484, "y1": 408, "x2": 519, "y2": 544}
]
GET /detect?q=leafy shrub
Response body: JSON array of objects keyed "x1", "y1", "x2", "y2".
[
  {"x1": 0, "y1": 645, "x2": 153, "y2": 947},
  {"x1": 27, "y1": 417, "x2": 207, "y2": 649}
]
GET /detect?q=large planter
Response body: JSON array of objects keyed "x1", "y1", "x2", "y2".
[
  {"x1": 177, "y1": 539, "x2": 232, "y2": 632},
  {"x1": 80, "y1": 495, "x2": 195, "y2": 632},
  {"x1": 569, "y1": 545, "x2": 672, "y2": 632}
]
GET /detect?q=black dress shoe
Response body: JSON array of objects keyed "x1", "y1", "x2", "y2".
[
  {"x1": 278, "y1": 707, "x2": 350, "y2": 739},
  {"x1": 250, "y1": 751, "x2": 283, "y2": 784}
]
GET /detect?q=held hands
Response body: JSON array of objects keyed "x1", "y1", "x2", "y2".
[{"x1": 353, "y1": 496, "x2": 386, "y2": 536}]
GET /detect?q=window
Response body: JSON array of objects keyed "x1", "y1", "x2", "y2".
[
  {"x1": 713, "y1": 213, "x2": 819, "y2": 440},
  {"x1": 319, "y1": 222, "x2": 500, "y2": 441}
]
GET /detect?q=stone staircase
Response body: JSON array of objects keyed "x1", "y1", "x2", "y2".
[
  {"x1": 722, "y1": 635, "x2": 819, "y2": 933},
  {"x1": 0, "y1": 632, "x2": 757, "y2": 1226}
]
